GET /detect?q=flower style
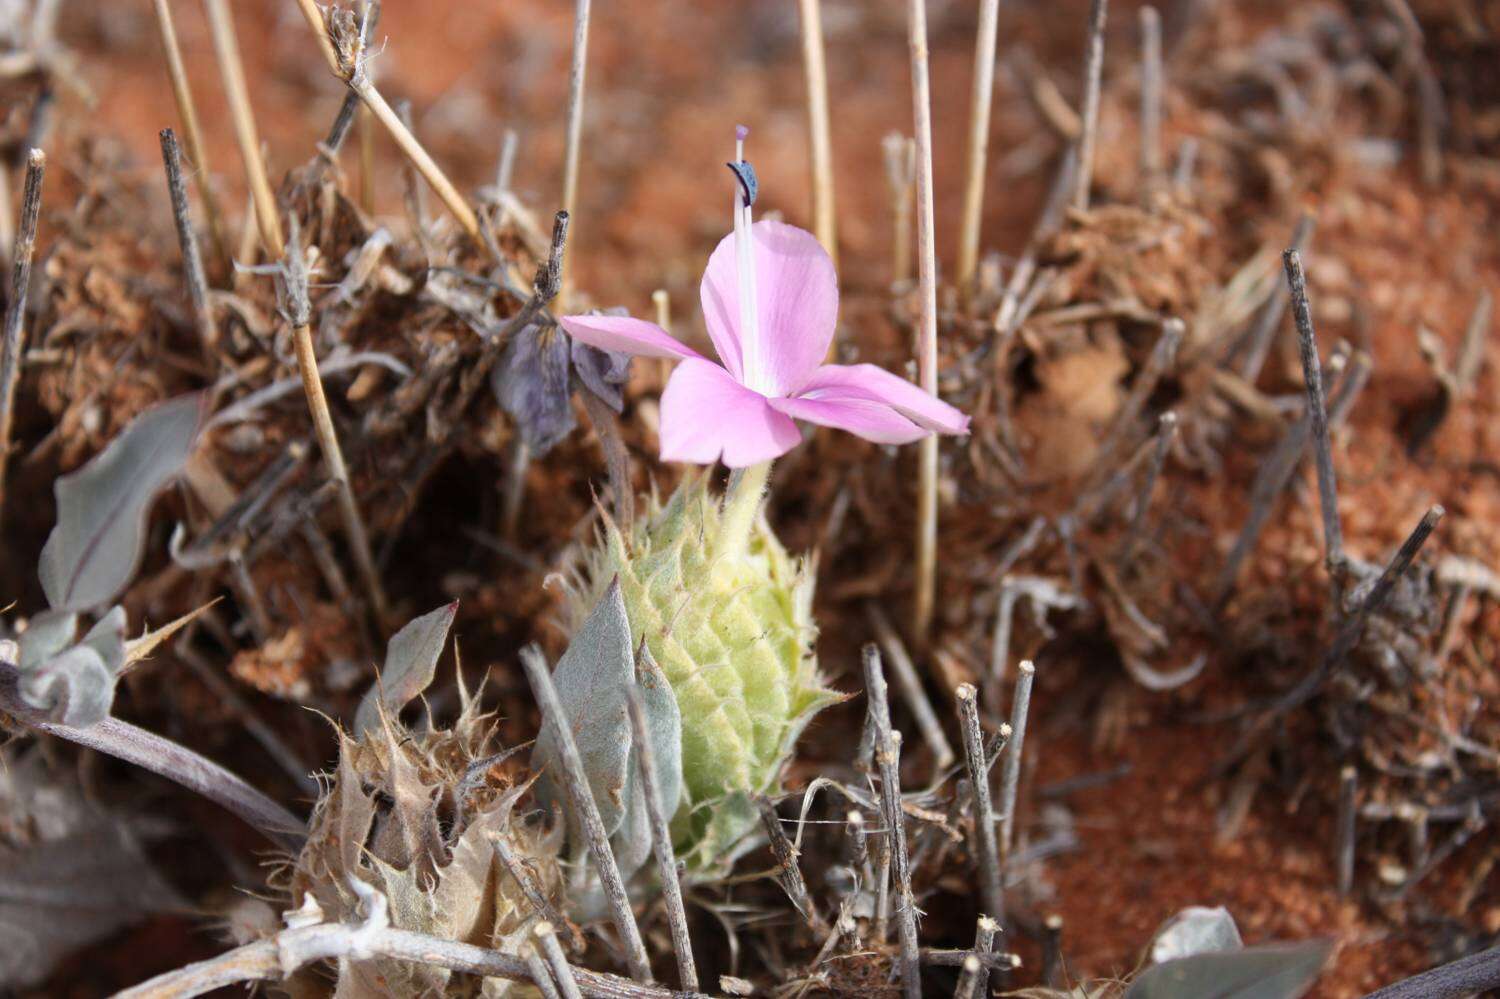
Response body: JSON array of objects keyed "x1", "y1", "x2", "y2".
[{"x1": 559, "y1": 135, "x2": 968, "y2": 468}]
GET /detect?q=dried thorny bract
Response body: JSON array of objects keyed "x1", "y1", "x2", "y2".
[{"x1": 287, "y1": 692, "x2": 563, "y2": 997}]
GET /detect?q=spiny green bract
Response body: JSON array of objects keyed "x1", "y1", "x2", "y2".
[{"x1": 567, "y1": 472, "x2": 842, "y2": 870}]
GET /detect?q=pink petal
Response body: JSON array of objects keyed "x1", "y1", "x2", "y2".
[
  {"x1": 766, "y1": 395, "x2": 926, "y2": 445},
  {"x1": 700, "y1": 220, "x2": 838, "y2": 395},
  {"x1": 660, "y1": 358, "x2": 802, "y2": 468},
  {"x1": 558, "y1": 314, "x2": 703, "y2": 361},
  {"x1": 794, "y1": 364, "x2": 971, "y2": 435}
]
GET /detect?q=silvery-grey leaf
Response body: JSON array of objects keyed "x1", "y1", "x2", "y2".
[
  {"x1": 1124, "y1": 940, "x2": 1333, "y2": 999},
  {"x1": 493, "y1": 323, "x2": 574, "y2": 455},
  {"x1": 571, "y1": 338, "x2": 632, "y2": 413},
  {"x1": 16, "y1": 610, "x2": 77, "y2": 670},
  {"x1": 0, "y1": 787, "x2": 182, "y2": 990},
  {"x1": 17, "y1": 644, "x2": 115, "y2": 729},
  {"x1": 610, "y1": 763, "x2": 655, "y2": 877},
  {"x1": 1149, "y1": 906, "x2": 1244, "y2": 964},
  {"x1": 354, "y1": 601, "x2": 458, "y2": 737},
  {"x1": 79, "y1": 606, "x2": 128, "y2": 675},
  {"x1": 39, "y1": 394, "x2": 205, "y2": 612},
  {"x1": 533, "y1": 578, "x2": 635, "y2": 840},
  {"x1": 634, "y1": 643, "x2": 682, "y2": 820}
]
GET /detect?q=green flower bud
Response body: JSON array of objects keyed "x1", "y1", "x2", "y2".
[{"x1": 566, "y1": 471, "x2": 842, "y2": 870}]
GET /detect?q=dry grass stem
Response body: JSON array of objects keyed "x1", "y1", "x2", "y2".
[
  {"x1": 798, "y1": 0, "x2": 838, "y2": 269},
  {"x1": 280, "y1": 230, "x2": 390, "y2": 623},
  {"x1": 1137, "y1": 6, "x2": 1162, "y2": 189},
  {"x1": 203, "y1": 0, "x2": 284, "y2": 258},
  {"x1": 1337, "y1": 765, "x2": 1358, "y2": 896},
  {"x1": 907, "y1": 0, "x2": 941, "y2": 643},
  {"x1": 293, "y1": 0, "x2": 481, "y2": 242},
  {"x1": 883, "y1": 133, "x2": 917, "y2": 287},
  {"x1": 956, "y1": 0, "x2": 1001, "y2": 295},
  {"x1": 558, "y1": 0, "x2": 592, "y2": 299},
  {"x1": 152, "y1": 0, "x2": 231, "y2": 272}
]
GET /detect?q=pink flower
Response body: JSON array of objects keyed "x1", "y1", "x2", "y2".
[{"x1": 559, "y1": 220, "x2": 969, "y2": 468}]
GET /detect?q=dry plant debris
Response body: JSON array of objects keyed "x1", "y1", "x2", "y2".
[{"x1": 0, "y1": 0, "x2": 1497, "y2": 997}]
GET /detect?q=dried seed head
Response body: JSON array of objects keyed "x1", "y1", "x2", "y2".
[{"x1": 288, "y1": 702, "x2": 562, "y2": 993}]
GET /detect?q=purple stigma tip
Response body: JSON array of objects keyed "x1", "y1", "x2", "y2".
[{"x1": 736, "y1": 124, "x2": 750, "y2": 141}]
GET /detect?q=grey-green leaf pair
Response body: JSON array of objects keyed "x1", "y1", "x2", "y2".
[
  {"x1": 15, "y1": 394, "x2": 202, "y2": 727},
  {"x1": 533, "y1": 578, "x2": 682, "y2": 879}
]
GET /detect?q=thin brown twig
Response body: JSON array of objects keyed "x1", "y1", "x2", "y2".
[
  {"x1": 293, "y1": 0, "x2": 481, "y2": 242},
  {"x1": 526, "y1": 946, "x2": 564, "y2": 999},
  {"x1": 152, "y1": 0, "x2": 231, "y2": 273},
  {"x1": 883, "y1": 134, "x2": 916, "y2": 287},
  {"x1": 0, "y1": 148, "x2": 44, "y2": 513},
  {"x1": 1272, "y1": 505, "x2": 1443, "y2": 715},
  {"x1": 863, "y1": 644, "x2": 921, "y2": 999},
  {"x1": 113, "y1": 878, "x2": 698, "y2": 999},
  {"x1": 492, "y1": 833, "x2": 581, "y2": 952},
  {"x1": 160, "y1": 128, "x2": 219, "y2": 355},
  {"x1": 954, "y1": 916, "x2": 1000, "y2": 999},
  {"x1": 956, "y1": 684, "x2": 1003, "y2": 924},
  {"x1": 1089, "y1": 317, "x2": 1182, "y2": 483},
  {"x1": 1284, "y1": 249, "x2": 1343, "y2": 571},
  {"x1": 355, "y1": 1, "x2": 379, "y2": 215},
  {"x1": 1214, "y1": 352, "x2": 1368, "y2": 605},
  {"x1": 625, "y1": 684, "x2": 698, "y2": 991},
  {"x1": 520, "y1": 645, "x2": 652, "y2": 983},
  {"x1": 758, "y1": 795, "x2": 817, "y2": 927},
  {"x1": 535, "y1": 922, "x2": 584, "y2": 999},
  {"x1": 1336, "y1": 765, "x2": 1357, "y2": 896},
  {"x1": 1237, "y1": 215, "x2": 1314, "y2": 384},
  {"x1": 998, "y1": 660, "x2": 1035, "y2": 856},
  {"x1": 867, "y1": 602, "x2": 955, "y2": 769},
  {"x1": 579, "y1": 388, "x2": 635, "y2": 528},
  {"x1": 1118, "y1": 410, "x2": 1177, "y2": 559},
  {"x1": 1073, "y1": 0, "x2": 1109, "y2": 212}
]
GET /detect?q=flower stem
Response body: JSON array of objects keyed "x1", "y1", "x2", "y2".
[{"x1": 720, "y1": 460, "x2": 772, "y2": 559}]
